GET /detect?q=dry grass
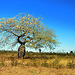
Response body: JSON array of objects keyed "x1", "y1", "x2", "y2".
[
  {"x1": 0, "y1": 66, "x2": 75, "y2": 75},
  {"x1": 0, "y1": 51, "x2": 75, "y2": 75}
]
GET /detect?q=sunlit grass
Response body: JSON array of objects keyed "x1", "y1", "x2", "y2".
[
  {"x1": 0, "y1": 50, "x2": 75, "y2": 69},
  {"x1": 0, "y1": 50, "x2": 75, "y2": 75}
]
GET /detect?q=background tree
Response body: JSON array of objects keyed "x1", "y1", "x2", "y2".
[
  {"x1": 70, "y1": 51, "x2": 73, "y2": 54},
  {"x1": 0, "y1": 13, "x2": 58, "y2": 58},
  {"x1": 39, "y1": 49, "x2": 41, "y2": 53}
]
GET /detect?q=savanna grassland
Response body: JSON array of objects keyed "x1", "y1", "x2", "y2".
[{"x1": 0, "y1": 51, "x2": 75, "y2": 75}]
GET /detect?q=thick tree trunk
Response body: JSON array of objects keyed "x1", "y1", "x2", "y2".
[{"x1": 18, "y1": 44, "x2": 25, "y2": 59}]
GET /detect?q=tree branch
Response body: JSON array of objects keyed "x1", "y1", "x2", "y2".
[{"x1": 1, "y1": 27, "x2": 18, "y2": 37}]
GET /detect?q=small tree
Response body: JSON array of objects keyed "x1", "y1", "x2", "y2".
[
  {"x1": 0, "y1": 13, "x2": 58, "y2": 58},
  {"x1": 70, "y1": 51, "x2": 73, "y2": 54},
  {"x1": 39, "y1": 49, "x2": 41, "y2": 53}
]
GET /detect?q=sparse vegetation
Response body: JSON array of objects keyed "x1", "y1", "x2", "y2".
[{"x1": 0, "y1": 50, "x2": 75, "y2": 75}]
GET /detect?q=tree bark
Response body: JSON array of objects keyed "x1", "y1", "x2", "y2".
[
  {"x1": 17, "y1": 36, "x2": 26, "y2": 59},
  {"x1": 18, "y1": 44, "x2": 25, "y2": 59}
]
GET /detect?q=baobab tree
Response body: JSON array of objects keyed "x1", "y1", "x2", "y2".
[{"x1": 0, "y1": 13, "x2": 58, "y2": 58}]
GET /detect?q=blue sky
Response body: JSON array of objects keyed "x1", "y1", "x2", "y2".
[{"x1": 0, "y1": 0, "x2": 75, "y2": 52}]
